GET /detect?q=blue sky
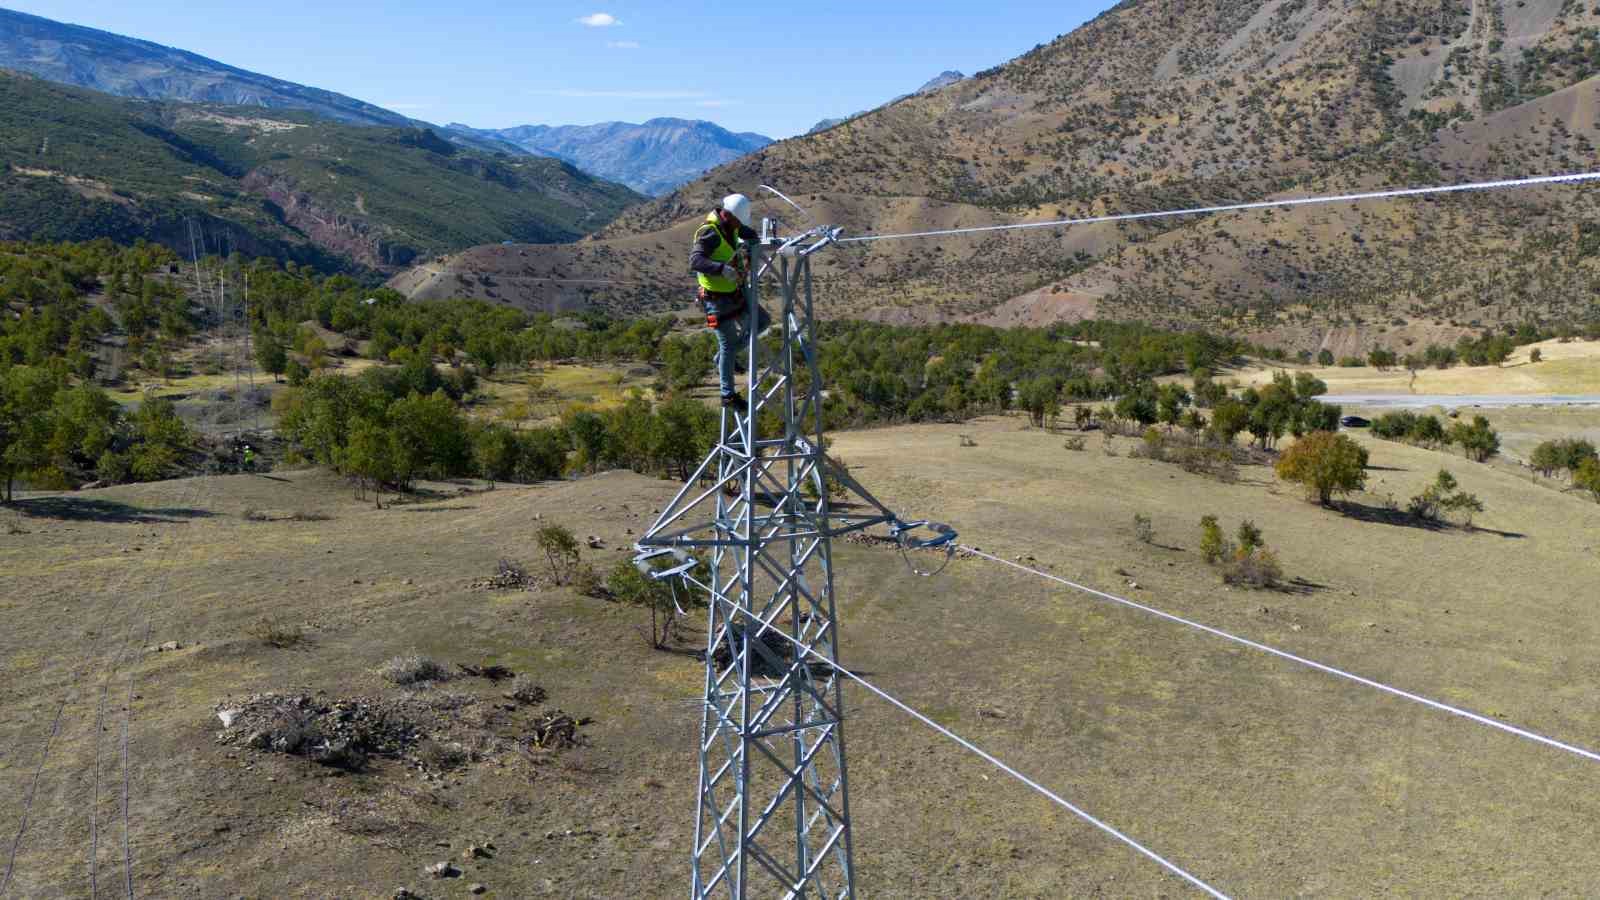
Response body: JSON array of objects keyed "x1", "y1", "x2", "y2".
[{"x1": 6, "y1": 1, "x2": 1116, "y2": 138}]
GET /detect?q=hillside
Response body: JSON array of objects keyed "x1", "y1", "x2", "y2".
[
  {"x1": 0, "y1": 72, "x2": 641, "y2": 271},
  {"x1": 4, "y1": 413, "x2": 1600, "y2": 895},
  {"x1": 446, "y1": 118, "x2": 773, "y2": 196},
  {"x1": 0, "y1": 7, "x2": 415, "y2": 127},
  {"x1": 395, "y1": 1, "x2": 1600, "y2": 349},
  {"x1": 808, "y1": 69, "x2": 967, "y2": 134}
]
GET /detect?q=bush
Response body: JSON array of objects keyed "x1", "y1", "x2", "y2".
[
  {"x1": 1062, "y1": 436, "x2": 1086, "y2": 451},
  {"x1": 505, "y1": 676, "x2": 547, "y2": 705},
  {"x1": 379, "y1": 654, "x2": 450, "y2": 685},
  {"x1": 247, "y1": 617, "x2": 303, "y2": 649},
  {"x1": 1408, "y1": 469, "x2": 1485, "y2": 525},
  {"x1": 1236, "y1": 520, "x2": 1263, "y2": 553},
  {"x1": 1575, "y1": 457, "x2": 1600, "y2": 502},
  {"x1": 1222, "y1": 548, "x2": 1283, "y2": 589},
  {"x1": 1275, "y1": 431, "x2": 1369, "y2": 505},
  {"x1": 536, "y1": 524, "x2": 581, "y2": 584},
  {"x1": 1447, "y1": 415, "x2": 1500, "y2": 462},
  {"x1": 1133, "y1": 513, "x2": 1154, "y2": 544},
  {"x1": 1530, "y1": 438, "x2": 1598, "y2": 478},
  {"x1": 1199, "y1": 515, "x2": 1230, "y2": 564},
  {"x1": 572, "y1": 563, "x2": 605, "y2": 598}
]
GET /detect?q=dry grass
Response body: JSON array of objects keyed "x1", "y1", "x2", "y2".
[
  {"x1": 4, "y1": 427, "x2": 1600, "y2": 895},
  {"x1": 1230, "y1": 339, "x2": 1600, "y2": 397}
]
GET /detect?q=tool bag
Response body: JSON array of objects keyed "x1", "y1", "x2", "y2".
[{"x1": 700, "y1": 287, "x2": 745, "y2": 329}]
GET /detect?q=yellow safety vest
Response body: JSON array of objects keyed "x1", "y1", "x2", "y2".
[{"x1": 695, "y1": 213, "x2": 741, "y2": 294}]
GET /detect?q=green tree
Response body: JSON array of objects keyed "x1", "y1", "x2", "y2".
[
  {"x1": 1316, "y1": 349, "x2": 1335, "y2": 366},
  {"x1": 1208, "y1": 398, "x2": 1250, "y2": 445},
  {"x1": 255, "y1": 330, "x2": 288, "y2": 382},
  {"x1": 340, "y1": 416, "x2": 397, "y2": 506},
  {"x1": 0, "y1": 366, "x2": 61, "y2": 501},
  {"x1": 472, "y1": 423, "x2": 521, "y2": 486},
  {"x1": 1575, "y1": 457, "x2": 1600, "y2": 503},
  {"x1": 1275, "y1": 431, "x2": 1369, "y2": 505},
  {"x1": 1018, "y1": 376, "x2": 1061, "y2": 427},
  {"x1": 1447, "y1": 415, "x2": 1500, "y2": 462},
  {"x1": 127, "y1": 395, "x2": 191, "y2": 481},
  {"x1": 536, "y1": 524, "x2": 581, "y2": 585},
  {"x1": 387, "y1": 390, "x2": 471, "y2": 488},
  {"x1": 1199, "y1": 515, "x2": 1229, "y2": 564}
]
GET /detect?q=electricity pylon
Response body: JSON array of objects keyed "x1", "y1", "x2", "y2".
[{"x1": 636, "y1": 220, "x2": 954, "y2": 899}]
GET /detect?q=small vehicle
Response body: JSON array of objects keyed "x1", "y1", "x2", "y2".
[{"x1": 1340, "y1": 415, "x2": 1371, "y2": 428}]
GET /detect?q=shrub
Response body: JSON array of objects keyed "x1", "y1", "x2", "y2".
[
  {"x1": 1199, "y1": 515, "x2": 1230, "y2": 564},
  {"x1": 1236, "y1": 520, "x2": 1263, "y2": 554},
  {"x1": 1530, "y1": 438, "x2": 1598, "y2": 478},
  {"x1": 1530, "y1": 348, "x2": 1543, "y2": 363},
  {"x1": 1222, "y1": 548, "x2": 1283, "y2": 589},
  {"x1": 1576, "y1": 457, "x2": 1600, "y2": 502},
  {"x1": 571, "y1": 563, "x2": 605, "y2": 598},
  {"x1": 506, "y1": 676, "x2": 547, "y2": 705},
  {"x1": 247, "y1": 617, "x2": 304, "y2": 649},
  {"x1": 536, "y1": 524, "x2": 581, "y2": 584},
  {"x1": 415, "y1": 739, "x2": 469, "y2": 771},
  {"x1": 1133, "y1": 513, "x2": 1154, "y2": 544},
  {"x1": 958, "y1": 434, "x2": 978, "y2": 447},
  {"x1": 1447, "y1": 415, "x2": 1500, "y2": 462},
  {"x1": 1408, "y1": 469, "x2": 1485, "y2": 525},
  {"x1": 1275, "y1": 432, "x2": 1369, "y2": 505},
  {"x1": 379, "y1": 654, "x2": 450, "y2": 685},
  {"x1": 1063, "y1": 436, "x2": 1086, "y2": 451}
]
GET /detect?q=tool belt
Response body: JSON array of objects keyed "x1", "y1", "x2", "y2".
[{"x1": 700, "y1": 287, "x2": 745, "y2": 329}]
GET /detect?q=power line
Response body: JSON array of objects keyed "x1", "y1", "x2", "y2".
[
  {"x1": 836, "y1": 171, "x2": 1600, "y2": 245},
  {"x1": 961, "y1": 547, "x2": 1600, "y2": 766},
  {"x1": 713, "y1": 595, "x2": 1231, "y2": 898}
]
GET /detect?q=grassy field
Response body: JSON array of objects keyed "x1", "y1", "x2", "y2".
[
  {"x1": 1232, "y1": 338, "x2": 1600, "y2": 396},
  {"x1": 2, "y1": 411, "x2": 1599, "y2": 896}
]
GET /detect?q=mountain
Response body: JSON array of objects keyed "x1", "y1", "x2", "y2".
[
  {"x1": 394, "y1": 1, "x2": 1600, "y2": 350},
  {"x1": 0, "y1": 8, "x2": 416, "y2": 126},
  {"x1": 445, "y1": 119, "x2": 772, "y2": 196},
  {"x1": 0, "y1": 71, "x2": 641, "y2": 271},
  {"x1": 808, "y1": 70, "x2": 966, "y2": 134}
]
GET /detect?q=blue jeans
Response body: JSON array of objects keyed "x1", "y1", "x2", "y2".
[{"x1": 710, "y1": 300, "x2": 771, "y2": 397}]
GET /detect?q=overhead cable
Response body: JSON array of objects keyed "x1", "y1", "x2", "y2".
[
  {"x1": 962, "y1": 547, "x2": 1600, "y2": 766},
  {"x1": 836, "y1": 170, "x2": 1600, "y2": 244},
  {"x1": 716, "y1": 596, "x2": 1232, "y2": 898}
]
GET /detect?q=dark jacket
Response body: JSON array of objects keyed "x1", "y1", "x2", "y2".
[{"x1": 689, "y1": 215, "x2": 759, "y2": 295}]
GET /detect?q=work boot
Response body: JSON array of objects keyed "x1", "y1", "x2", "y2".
[{"x1": 721, "y1": 394, "x2": 748, "y2": 416}]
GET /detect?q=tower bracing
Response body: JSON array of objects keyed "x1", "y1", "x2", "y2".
[{"x1": 636, "y1": 219, "x2": 954, "y2": 899}]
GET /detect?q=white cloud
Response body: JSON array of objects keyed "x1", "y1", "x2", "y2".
[
  {"x1": 533, "y1": 89, "x2": 707, "y2": 100},
  {"x1": 576, "y1": 12, "x2": 621, "y2": 26},
  {"x1": 606, "y1": 40, "x2": 640, "y2": 49}
]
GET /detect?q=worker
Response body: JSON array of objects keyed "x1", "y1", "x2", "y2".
[
  {"x1": 241, "y1": 444, "x2": 255, "y2": 470},
  {"x1": 689, "y1": 193, "x2": 770, "y2": 414}
]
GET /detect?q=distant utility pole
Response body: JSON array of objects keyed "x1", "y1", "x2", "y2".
[{"x1": 636, "y1": 215, "x2": 953, "y2": 899}]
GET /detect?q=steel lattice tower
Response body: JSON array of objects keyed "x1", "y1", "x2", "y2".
[{"x1": 636, "y1": 221, "x2": 951, "y2": 899}]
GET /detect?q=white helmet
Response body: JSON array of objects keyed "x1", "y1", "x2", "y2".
[{"x1": 722, "y1": 193, "x2": 752, "y2": 227}]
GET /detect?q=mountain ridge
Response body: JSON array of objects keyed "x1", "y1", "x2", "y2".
[
  {"x1": 444, "y1": 118, "x2": 773, "y2": 196},
  {"x1": 393, "y1": 0, "x2": 1600, "y2": 349},
  {"x1": 0, "y1": 71, "x2": 641, "y2": 271},
  {"x1": 808, "y1": 70, "x2": 967, "y2": 134}
]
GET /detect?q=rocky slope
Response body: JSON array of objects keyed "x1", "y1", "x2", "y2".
[
  {"x1": 0, "y1": 8, "x2": 412, "y2": 126},
  {"x1": 396, "y1": 1, "x2": 1600, "y2": 350},
  {"x1": 808, "y1": 70, "x2": 967, "y2": 134},
  {"x1": 446, "y1": 118, "x2": 772, "y2": 196}
]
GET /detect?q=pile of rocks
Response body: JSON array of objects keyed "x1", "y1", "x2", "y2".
[{"x1": 214, "y1": 692, "x2": 426, "y2": 770}]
